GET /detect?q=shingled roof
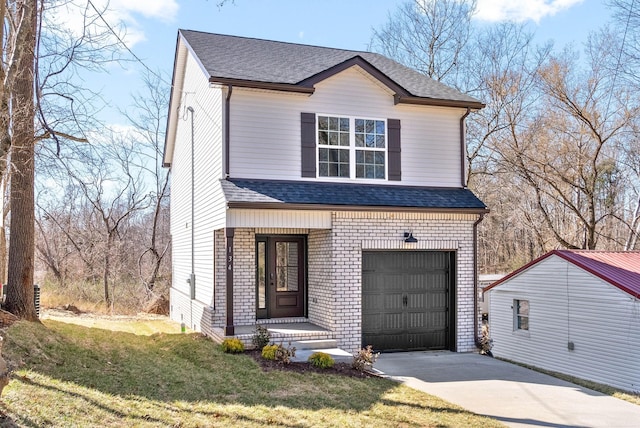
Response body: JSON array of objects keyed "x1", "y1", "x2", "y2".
[
  {"x1": 179, "y1": 30, "x2": 484, "y2": 109},
  {"x1": 221, "y1": 178, "x2": 488, "y2": 212}
]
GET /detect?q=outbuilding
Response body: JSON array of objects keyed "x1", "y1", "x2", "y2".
[{"x1": 484, "y1": 250, "x2": 640, "y2": 393}]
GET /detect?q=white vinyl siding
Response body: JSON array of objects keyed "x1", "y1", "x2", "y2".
[
  {"x1": 488, "y1": 255, "x2": 640, "y2": 392},
  {"x1": 169, "y1": 48, "x2": 225, "y2": 314},
  {"x1": 229, "y1": 66, "x2": 463, "y2": 187}
]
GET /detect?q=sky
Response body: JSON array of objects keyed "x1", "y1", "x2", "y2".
[{"x1": 58, "y1": 0, "x2": 614, "y2": 127}]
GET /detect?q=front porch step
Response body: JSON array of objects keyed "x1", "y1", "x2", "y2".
[
  {"x1": 292, "y1": 339, "x2": 337, "y2": 350},
  {"x1": 292, "y1": 348, "x2": 353, "y2": 364}
]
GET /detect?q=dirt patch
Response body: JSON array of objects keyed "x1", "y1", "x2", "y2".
[{"x1": 246, "y1": 350, "x2": 378, "y2": 379}]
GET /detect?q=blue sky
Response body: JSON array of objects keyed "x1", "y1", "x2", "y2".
[{"x1": 66, "y1": 0, "x2": 613, "y2": 126}]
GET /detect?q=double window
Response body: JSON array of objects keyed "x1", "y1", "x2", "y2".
[
  {"x1": 514, "y1": 299, "x2": 529, "y2": 331},
  {"x1": 317, "y1": 115, "x2": 387, "y2": 180}
]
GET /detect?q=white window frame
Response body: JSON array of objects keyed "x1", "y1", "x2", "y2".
[
  {"x1": 513, "y1": 299, "x2": 529, "y2": 332},
  {"x1": 316, "y1": 114, "x2": 388, "y2": 181}
]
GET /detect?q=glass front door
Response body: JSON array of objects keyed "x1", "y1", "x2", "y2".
[{"x1": 256, "y1": 236, "x2": 306, "y2": 319}]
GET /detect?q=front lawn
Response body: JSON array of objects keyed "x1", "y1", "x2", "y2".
[{"x1": 0, "y1": 319, "x2": 503, "y2": 427}]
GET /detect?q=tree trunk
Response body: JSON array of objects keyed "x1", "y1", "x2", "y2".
[{"x1": 5, "y1": 0, "x2": 37, "y2": 321}]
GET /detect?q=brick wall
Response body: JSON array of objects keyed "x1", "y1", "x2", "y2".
[
  {"x1": 204, "y1": 214, "x2": 479, "y2": 354},
  {"x1": 307, "y1": 229, "x2": 334, "y2": 330},
  {"x1": 330, "y1": 211, "x2": 479, "y2": 353}
]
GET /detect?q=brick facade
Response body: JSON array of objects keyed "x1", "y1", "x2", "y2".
[{"x1": 206, "y1": 211, "x2": 480, "y2": 353}]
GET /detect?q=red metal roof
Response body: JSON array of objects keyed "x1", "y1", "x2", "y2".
[{"x1": 484, "y1": 250, "x2": 640, "y2": 299}]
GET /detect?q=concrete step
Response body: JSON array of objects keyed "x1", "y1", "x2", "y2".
[
  {"x1": 291, "y1": 339, "x2": 337, "y2": 350},
  {"x1": 292, "y1": 347, "x2": 353, "y2": 364}
]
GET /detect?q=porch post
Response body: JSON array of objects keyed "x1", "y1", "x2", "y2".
[{"x1": 225, "y1": 227, "x2": 235, "y2": 336}]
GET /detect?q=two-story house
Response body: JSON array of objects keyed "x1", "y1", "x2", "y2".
[{"x1": 163, "y1": 30, "x2": 487, "y2": 353}]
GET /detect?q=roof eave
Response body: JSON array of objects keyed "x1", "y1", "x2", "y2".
[
  {"x1": 209, "y1": 77, "x2": 315, "y2": 94},
  {"x1": 227, "y1": 201, "x2": 489, "y2": 214},
  {"x1": 395, "y1": 95, "x2": 485, "y2": 110}
]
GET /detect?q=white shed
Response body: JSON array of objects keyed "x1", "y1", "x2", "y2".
[{"x1": 484, "y1": 250, "x2": 640, "y2": 393}]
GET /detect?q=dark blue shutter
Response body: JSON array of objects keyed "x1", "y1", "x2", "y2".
[
  {"x1": 388, "y1": 119, "x2": 401, "y2": 181},
  {"x1": 301, "y1": 113, "x2": 316, "y2": 177}
]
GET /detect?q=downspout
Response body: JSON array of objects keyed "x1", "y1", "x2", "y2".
[
  {"x1": 473, "y1": 213, "x2": 485, "y2": 349},
  {"x1": 460, "y1": 107, "x2": 471, "y2": 188},
  {"x1": 187, "y1": 106, "x2": 196, "y2": 300},
  {"x1": 224, "y1": 84, "x2": 233, "y2": 177}
]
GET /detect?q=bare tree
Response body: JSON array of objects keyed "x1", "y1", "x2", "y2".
[
  {"x1": 121, "y1": 72, "x2": 171, "y2": 296},
  {"x1": 370, "y1": 0, "x2": 477, "y2": 86}
]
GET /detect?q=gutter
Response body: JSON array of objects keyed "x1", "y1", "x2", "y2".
[
  {"x1": 473, "y1": 213, "x2": 485, "y2": 349},
  {"x1": 226, "y1": 201, "x2": 489, "y2": 214},
  {"x1": 460, "y1": 107, "x2": 471, "y2": 188},
  {"x1": 224, "y1": 84, "x2": 233, "y2": 177}
]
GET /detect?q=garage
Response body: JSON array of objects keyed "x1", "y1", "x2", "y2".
[{"x1": 362, "y1": 251, "x2": 456, "y2": 352}]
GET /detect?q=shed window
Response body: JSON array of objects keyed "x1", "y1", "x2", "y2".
[{"x1": 514, "y1": 299, "x2": 529, "y2": 331}]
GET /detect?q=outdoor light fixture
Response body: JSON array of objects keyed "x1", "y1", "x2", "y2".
[{"x1": 404, "y1": 232, "x2": 418, "y2": 243}]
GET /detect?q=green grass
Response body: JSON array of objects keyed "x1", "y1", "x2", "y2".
[{"x1": 0, "y1": 320, "x2": 504, "y2": 427}]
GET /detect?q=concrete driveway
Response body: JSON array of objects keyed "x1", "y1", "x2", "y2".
[{"x1": 374, "y1": 351, "x2": 640, "y2": 428}]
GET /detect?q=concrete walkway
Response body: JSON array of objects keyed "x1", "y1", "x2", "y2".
[{"x1": 374, "y1": 351, "x2": 640, "y2": 428}]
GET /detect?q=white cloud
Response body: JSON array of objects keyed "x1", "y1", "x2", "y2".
[
  {"x1": 475, "y1": 0, "x2": 584, "y2": 23},
  {"x1": 47, "y1": 0, "x2": 179, "y2": 48}
]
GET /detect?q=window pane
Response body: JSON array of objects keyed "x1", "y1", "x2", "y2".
[
  {"x1": 356, "y1": 165, "x2": 364, "y2": 177},
  {"x1": 355, "y1": 134, "x2": 364, "y2": 147},
  {"x1": 329, "y1": 163, "x2": 338, "y2": 176},
  {"x1": 376, "y1": 135, "x2": 385, "y2": 148},
  {"x1": 318, "y1": 116, "x2": 328, "y2": 130},
  {"x1": 376, "y1": 120, "x2": 385, "y2": 134},
  {"x1": 518, "y1": 300, "x2": 529, "y2": 316},
  {"x1": 366, "y1": 134, "x2": 375, "y2": 147},
  {"x1": 340, "y1": 133, "x2": 349, "y2": 146},
  {"x1": 366, "y1": 120, "x2": 374, "y2": 133},
  {"x1": 375, "y1": 165, "x2": 385, "y2": 179},
  {"x1": 518, "y1": 316, "x2": 529, "y2": 330},
  {"x1": 276, "y1": 242, "x2": 298, "y2": 292},
  {"x1": 257, "y1": 242, "x2": 266, "y2": 309},
  {"x1": 319, "y1": 148, "x2": 328, "y2": 161},
  {"x1": 318, "y1": 131, "x2": 328, "y2": 145},
  {"x1": 375, "y1": 151, "x2": 385, "y2": 163},
  {"x1": 329, "y1": 116, "x2": 338, "y2": 130},
  {"x1": 319, "y1": 163, "x2": 328, "y2": 176},
  {"x1": 329, "y1": 132, "x2": 338, "y2": 145},
  {"x1": 356, "y1": 151, "x2": 364, "y2": 163},
  {"x1": 340, "y1": 117, "x2": 349, "y2": 131},
  {"x1": 364, "y1": 151, "x2": 373, "y2": 163},
  {"x1": 355, "y1": 119, "x2": 364, "y2": 132},
  {"x1": 339, "y1": 150, "x2": 349, "y2": 162},
  {"x1": 365, "y1": 165, "x2": 374, "y2": 178},
  {"x1": 339, "y1": 164, "x2": 350, "y2": 177}
]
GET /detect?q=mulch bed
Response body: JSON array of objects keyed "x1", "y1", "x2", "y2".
[{"x1": 246, "y1": 350, "x2": 379, "y2": 379}]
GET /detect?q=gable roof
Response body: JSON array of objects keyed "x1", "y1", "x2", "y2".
[
  {"x1": 484, "y1": 250, "x2": 640, "y2": 298},
  {"x1": 221, "y1": 178, "x2": 488, "y2": 212},
  {"x1": 179, "y1": 30, "x2": 484, "y2": 109}
]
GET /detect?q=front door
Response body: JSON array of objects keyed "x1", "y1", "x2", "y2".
[{"x1": 256, "y1": 236, "x2": 306, "y2": 319}]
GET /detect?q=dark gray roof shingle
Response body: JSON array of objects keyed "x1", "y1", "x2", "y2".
[
  {"x1": 179, "y1": 30, "x2": 482, "y2": 107},
  {"x1": 221, "y1": 179, "x2": 487, "y2": 210}
]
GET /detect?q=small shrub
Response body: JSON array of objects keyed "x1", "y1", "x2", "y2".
[
  {"x1": 221, "y1": 338, "x2": 244, "y2": 354},
  {"x1": 251, "y1": 325, "x2": 271, "y2": 350},
  {"x1": 352, "y1": 345, "x2": 379, "y2": 372},
  {"x1": 274, "y1": 342, "x2": 296, "y2": 364},
  {"x1": 261, "y1": 342, "x2": 296, "y2": 364},
  {"x1": 308, "y1": 352, "x2": 334, "y2": 369},
  {"x1": 261, "y1": 344, "x2": 278, "y2": 360},
  {"x1": 480, "y1": 323, "x2": 493, "y2": 356}
]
